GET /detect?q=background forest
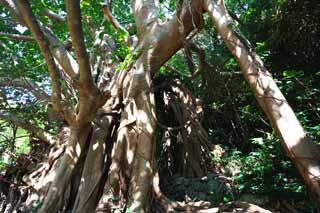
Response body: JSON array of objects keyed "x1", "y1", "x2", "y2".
[{"x1": 0, "y1": 0, "x2": 319, "y2": 212}]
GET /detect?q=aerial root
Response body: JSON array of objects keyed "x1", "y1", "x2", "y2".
[{"x1": 22, "y1": 145, "x2": 65, "y2": 191}]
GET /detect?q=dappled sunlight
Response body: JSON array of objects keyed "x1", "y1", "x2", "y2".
[
  {"x1": 137, "y1": 109, "x2": 148, "y2": 124},
  {"x1": 235, "y1": 44, "x2": 242, "y2": 58},
  {"x1": 0, "y1": 0, "x2": 317, "y2": 211},
  {"x1": 126, "y1": 149, "x2": 135, "y2": 165},
  {"x1": 205, "y1": 0, "x2": 320, "y2": 209},
  {"x1": 66, "y1": 146, "x2": 75, "y2": 160},
  {"x1": 75, "y1": 141, "x2": 81, "y2": 158},
  {"x1": 92, "y1": 141, "x2": 100, "y2": 151}
]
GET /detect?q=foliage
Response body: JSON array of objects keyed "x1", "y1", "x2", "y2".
[
  {"x1": 0, "y1": 0, "x2": 319, "y2": 211},
  {"x1": 0, "y1": 122, "x2": 29, "y2": 170},
  {"x1": 159, "y1": 0, "x2": 319, "y2": 209},
  {"x1": 161, "y1": 173, "x2": 234, "y2": 204}
]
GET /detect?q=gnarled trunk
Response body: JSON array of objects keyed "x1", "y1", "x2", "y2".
[{"x1": 2, "y1": 0, "x2": 319, "y2": 211}]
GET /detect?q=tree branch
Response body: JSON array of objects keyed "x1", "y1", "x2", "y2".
[
  {"x1": 0, "y1": 77, "x2": 50, "y2": 102},
  {"x1": 0, "y1": 112, "x2": 57, "y2": 145},
  {"x1": 184, "y1": 43, "x2": 196, "y2": 75},
  {"x1": 40, "y1": 8, "x2": 66, "y2": 23},
  {"x1": 147, "y1": 0, "x2": 204, "y2": 72},
  {"x1": 41, "y1": 27, "x2": 79, "y2": 78},
  {"x1": 16, "y1": 1, "x2": 73, "y2": 122},
  {"x1": 0, "y1": 0, "x2": 79, "y2": 79},
  {"x1": 164, "y1": 64, "x2": 191, "y2": 78},
  {"x1": 65, "y1": 0, "x2": 109, "y2": 126},
  {"x1": 101, "y1": 4, "x2": 135, "y2": 46},
  {"x1": 185, "y1": 41, "x2": 207, "y2": 78},
  {"x1": 0, "y1": 0, "x2": 24, "y2": 23},
  {"x1": 101, "y1": 3, "x2": 120, "y2": 30},
  {"x1": 203, "y1": 0, "x2": 320, "y2": 206},
  {"x1": 0, "y1": 32, "x2": 34, "y2": 41},
  {"x1": 131, "y1": 0, "x2": 160, "y2": 35},
  {"x1": 2, "y1": 0, "x2": 106, "y2": 126},
  {"x1": 65, "y1": 0, "x2": 93, "y2": 88}
]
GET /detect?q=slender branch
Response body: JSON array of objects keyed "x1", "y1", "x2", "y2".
[
  {"x1": 228, "y1": 10, "x2": 243, "y2": 25},
  {"x1": 169, "y1": 42, "x2": 207, "y2": 79},
  {"x1": 187, "y1": 42, "x2": 206, "y2": 70},
  {"x1": 184, "y1": 43, "x2": 195, "y2": 75},
  {"x1": 40, "y1": 8, "x2": 66, "y2": 23},
  {"x1": 65, "y1": 0, "x2": 93, "y2": 88},
  {"x1": 0, "y1": 89, "x2": 8, "y2": 106},
  {"x1": 101, "y1": 3, "x2": 133, "y2": 45},
  {"x1": 0, "y1": 112, "x2": 57, "y2": 145},
  {"x1": 65, "y1": 0, "x2": 109, "y2": 126},
  {"x1": 0, "y1": 0, "x2": 24, "y2": 23},
  {"x1": 0, "y1": 32, "x2": 34, "y2": 41},
  {"x1": 42, "y1": 27, "x2": 79, "y2": 78},
  {"x1": 0, "y1": 16, "x2": 20, "y2": 26},
  {"x1": 0, "y1": 0, "x2": 78, "y2": 79},
  {"x1": 101, "y1": 3, "x2": 120, "y2": 30},
  {"x1": 164, "y1": 64, "x2": 191, "y2": 78},
  {"x1": 186, "y1": 42, "x2": 207, "y2": 79},
  {"x1": 0, "y1": 77, "x2": 50, "y2": 101},
  {"x1": 16, "y1": 1, "x2": 68, "y2": 118},
  {"x1": 84, "y1": 16, "x2": 97, "y2": 38}
]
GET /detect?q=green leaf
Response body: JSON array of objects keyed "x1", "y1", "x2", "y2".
[
  {"x1": 80, "y1": 0, "x2": 90, "y2": 8},
  {"x1": 251, "y1": 137, "x2": 264, "y2": 145},
  {"x1": 283, "y1": 70, "x2": 304, "y2": 78}
]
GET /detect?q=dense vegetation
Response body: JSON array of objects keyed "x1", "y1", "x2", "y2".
[{"x1": 0, "y1": 0, "x2": 319, "y2": 212}]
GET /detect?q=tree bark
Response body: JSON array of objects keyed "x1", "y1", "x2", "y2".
[
  {"x1": 39, "y1": 125, "x2": 92, "y2": 212},
  {"x1": 1, "y1": 0, "x2": 319, "y2": 211}
]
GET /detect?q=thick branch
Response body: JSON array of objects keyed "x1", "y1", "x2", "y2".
[
  {"x1": 65, "y1": 0, "x2": 93, "y2": 88},
  {"x1": 147, "y1": 0, "x2": 204, "y2": 72},
  {"x1": 0, "y1": 112, "x2": 57, "y2": 145},
  {"x1": 65, "y1": 1, "x2": 109, "y2": 126},
  {"x1": 131, "y1": 0, "x2": 160, "y2": 35},
  {"x1": 0, "y1": 32, "x2": 34, "y2": 41}
]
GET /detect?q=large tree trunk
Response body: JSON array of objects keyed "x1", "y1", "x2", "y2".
[
  {"x1": 204, "y1": 0, "x2": 320, "y2": 207},
  {"x1": 2, "y1": 0, "x2": 319, "y2": 211}
]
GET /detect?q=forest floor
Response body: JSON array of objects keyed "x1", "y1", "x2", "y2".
[{"x1": 0, "y1": 140, "x2": 311, "y2": 213}]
